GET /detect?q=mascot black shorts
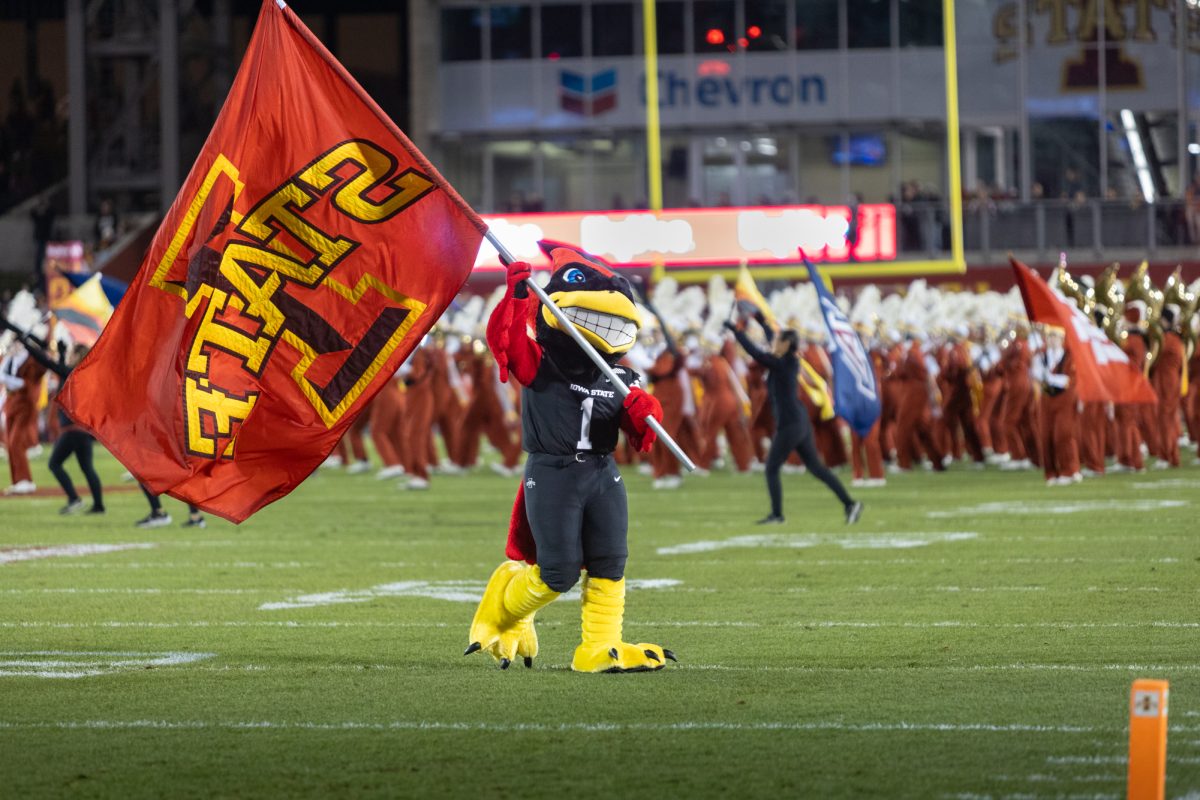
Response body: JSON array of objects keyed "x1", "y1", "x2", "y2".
[{"x1": 522, "y1": 452, "x2": 629, "y2": 592}]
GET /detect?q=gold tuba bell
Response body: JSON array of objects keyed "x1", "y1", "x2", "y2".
[
  {"x1": 1053, "y1": 256, "x2": 1097, "y2": 317},
  {"x1": 1094, "y1": 262, "x2": 1126, "y2": 345},
  {"x1": 1124, "y1": 261, "x2": 1164, "y2": 373},
  {"x1": 1163, "y1": 267, "x2": 1197, "y2": 359}
]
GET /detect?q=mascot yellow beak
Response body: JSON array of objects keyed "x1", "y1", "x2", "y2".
[{"x1": 542, "y1": 290, "x2": 642, "y2": 355}]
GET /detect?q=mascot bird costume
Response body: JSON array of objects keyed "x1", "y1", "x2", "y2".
[{"x1": 464, "y1": 241, "x2": 676, "y2": 673}]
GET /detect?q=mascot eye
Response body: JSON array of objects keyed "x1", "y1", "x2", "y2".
[{"x1": 564, "y1": 268, "x2": 586, "y2": 284}]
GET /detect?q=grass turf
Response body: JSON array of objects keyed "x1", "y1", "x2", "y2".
[{"x1": 1, "y1": 447, "x2": 1198, "y2": 798}]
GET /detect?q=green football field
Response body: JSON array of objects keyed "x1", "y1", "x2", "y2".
[{"x1": 2, "y1": 446, "x2": 1198, "y2": 799}]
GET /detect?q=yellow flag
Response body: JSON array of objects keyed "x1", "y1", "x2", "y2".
[
  {"x1": 800, "y1": 359, "x2": 836, "y2": 421},
  {"x1": 733, "y1": 264, "x2": 776, "y2": 328}
]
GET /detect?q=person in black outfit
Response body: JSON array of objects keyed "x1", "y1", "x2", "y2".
[
  {"x1": 137, "y1": 485, "x2": 205, "y2": 529},
  {"x1": 725, "y1": 318, "x2": 863, "y2": 525},
  {"x1": 5, "y1": 329, "x2": 104, "y2": 515}
]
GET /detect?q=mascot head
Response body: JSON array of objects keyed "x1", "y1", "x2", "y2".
[{"x1": 535, "y1": 241, "x2": 642, "y2": 366}]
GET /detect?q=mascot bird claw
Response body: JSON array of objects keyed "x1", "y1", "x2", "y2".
[
  {"x1": 572, "y1": 641, "x2": 674, "y2": 673},
  {"x1": 465, "y1": 560, "x2": 557, "y2": 667}
]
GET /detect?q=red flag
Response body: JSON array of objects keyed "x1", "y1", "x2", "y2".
[
  {"x1": 59, "y1": 0, "x2": 486, "y2": 522},
  {"x1": 1009, "y1": 257, "x2": 1156, "y2": 404}
]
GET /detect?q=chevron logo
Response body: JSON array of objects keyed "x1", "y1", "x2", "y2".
[{"x1": 559, "y1": 69, "x2": 617, "y2": 116}]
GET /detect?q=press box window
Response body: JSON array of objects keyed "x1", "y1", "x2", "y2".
[
  {"x1": 655, "y1": 2, "x2": 686, "y2": 55},
  {"x1": 542, "y1": 4, "x2": 583, "y2": 59},
  {"x1": 491, "y1": 5, "x2": 532, "y2": 60},
  {"x1": 441, "y1": 7, "x2": 483, "y2": 61},
  {"x1": 899, "y1": 0, "x2": 942, "y2": 47},
  {"x1": 847, "y1": 0, "x2": 891, "y2": 48},
  {"x1": 794, "y1": 0, "x2": 838, "y2": 50},
  {"x1": 694, "y1": 0, "x2": 736, "y2": 53},
  {"x1": 592, "y1": 3, "x2": 635, "y2": 56},
  {"x1": 744, "y1": 0, "x2": 788, "y2": 52}
]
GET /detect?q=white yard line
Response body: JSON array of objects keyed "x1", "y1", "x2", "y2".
[
  {"x1": 656, "y1": 532, "x2": 979, "y2": 556},
  {"x1": 259, "y1": 578, "x2": 682, "y2": 611},
  {"x1": 943, "y1": 795, "x2": 1118, "y2": 800},
  {"x1": 842, "y1": 586, "x2": 1189, "y2": 594},
  {"x1": 4, "y1": 585, "x2": 1186, "y2": 597},
  {"x1": 672, "y1": 558, "x2": 1183, "y2": 567},
  {"x1": 1132, "y1": 480, "x2": 1200, "y2": 489},
  {"x1": 0, "y1": 588, "x2": 291, "y2": 595},
  {"x1": 0, "y1": 651, "x2": 214, "y2": 679},
  {"x1": 2, "y1": 619, "x2": 1198, "y2": 630},
  {"x1": 0, "y1": 719, "x2": 1110, "y2": 734},
  {"x1": 677, "y1": 663, "x2": 1200, "y2": 673},
  {"x1": 783, "y1": 621, "x2": 1200, "y2": 629},
  {"x1": 927, "y1": 500, "x2": 1187, "y2": 518},
  {"x1": 0, "y1": 543, "x2": 156, "y2": 565},
  {"x1": 181, "y1": 662, "x2": 1200, "y2": 676},
  {"x1": 18, "y1": 562, "x2": 325, "y2": 570},
  {"x1": 992, "y1": 773, "x2": 1122, "y2": 783}
]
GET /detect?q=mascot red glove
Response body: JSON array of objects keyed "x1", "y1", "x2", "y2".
[
  {"x1": 620, "y1": 386, "x2": 662, "y2": 453},
  {"x1": 486, "y1": 260, "x2": 541, "y2": 385}
]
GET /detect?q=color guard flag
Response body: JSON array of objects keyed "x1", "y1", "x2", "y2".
[
  {"x1": 59, "y1": 0, "x2": 487, "y2": 522},
  {"x1": 733, "y1": 262, "x2": 777, "y2": 328},
  {"x1": 54, "y1": 274, "x2": 115, "y2": 346},
  {"x1": 1010, "y1": 257, "x2": 1156, "y2": 404},
  {"x1": 802, "y1": 254, "x2": 880, "y2": 436}
]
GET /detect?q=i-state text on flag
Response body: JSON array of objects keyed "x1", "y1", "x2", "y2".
[
  {"x1": 803, "y1": 257, "x2": 880, "y2": 436},
  {"x1": 59, "y1": 0, "x2": 487, "y2": 522},
  {"x1": 1009, "y1": 257, "x2": 1156, "y2": 405}
]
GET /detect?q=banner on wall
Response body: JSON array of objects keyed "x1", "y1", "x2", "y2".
[
  {"x1": 475, "y1": 203, "x2": 896, "y2": 270},
  {"x1": 41, "y1": 241, "x2": 88, "y2": 310}
]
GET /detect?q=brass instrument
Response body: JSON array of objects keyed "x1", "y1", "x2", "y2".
[
  {"x1": 1095, "y1": 262, "x2": 1126, "y2": 344},
  {"x1": 1124, "y1": 261, "x2": 1164, "y2": 373},
  {"x1": 1163, "y1": 267, "x2": 1197, "y2": 359},
  {"x1": 1054, "y1": 257, "x2": 1089, "y2": 314}
]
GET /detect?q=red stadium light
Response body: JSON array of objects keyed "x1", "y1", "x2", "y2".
[
  {"x1": 737, "y1": 37, "x2": 749, "y2": 48},
  {"x1": 747, "y1": 25, "x2": 762, "y2": 38},
  {"x1": 705, "y1": 28, "x2": 725, "y2": 45},
  {"x1": 546, "y1": 51, "x2": 560, "y2": 60}
]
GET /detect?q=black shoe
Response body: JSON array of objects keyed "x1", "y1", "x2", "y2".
[
  {"x1": 183, "y1": 516, "x2": 206, "y2": 529},
  {"x1": 756, "y1": 514, "x2": 785, "y2": 525},
  {"x1": 845, "y1": 500, "x2": 864, "y2": 525},
  {"x1": 86, "y1": 506, "x2": 106, "y2": 515},
  {"x1": 59, "y1": 499, "x2": 85, "y2": 515},
  {"x1": 135, "y1": 511, "x2": 172, "y2": 529}
]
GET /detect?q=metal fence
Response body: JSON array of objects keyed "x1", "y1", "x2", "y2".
[{"x1": 899, "y1": 198, "x2": 1195, "y2": 261}]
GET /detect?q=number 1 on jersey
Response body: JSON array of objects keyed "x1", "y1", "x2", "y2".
[{"x1": 576, "y1": 396, "x2": 594, "y2": 450}]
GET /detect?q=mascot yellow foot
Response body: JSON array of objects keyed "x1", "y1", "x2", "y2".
[
  {"x1": 571, "y1": 576, "x2": 677, "y2": 673},
  {"x1": 465, "y1": 561, "x2": 559, "y2": 669}
]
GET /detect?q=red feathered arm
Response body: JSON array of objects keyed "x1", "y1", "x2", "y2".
[
  {"x1": 619, "y1": 386, "x2": 663, "y2": 453},
  {"x1": 504, "y1": 481, "x2": 538, "y2": 564},
  {"x1": 486, "y1": 261, "x2": 542, "y2": 386}
]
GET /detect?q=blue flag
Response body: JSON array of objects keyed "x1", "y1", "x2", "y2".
[{"x1": 803, "y1": 257, "x2": 881, "y2": 437}]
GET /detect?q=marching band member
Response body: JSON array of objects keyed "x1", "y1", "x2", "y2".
[
  {"x1": 1031, "y1": 325, "x2": 1080, "y2": 485},
  {"x1": 891, "y1": 329, "x2": 946, "y2": 472},
  {"x1": 457, "y1": 339, "x2": 522, "y2": 476},
  {"x1": 1150, "y1": 307, "x2": 1186, "y2": 468},
  {"x1": 1, "y1": 338, "x2": 46, "y2": 494},
  {"x1": 999, "y1": 324, "x2": 1039, "y2": 470},
  {"x1": 368, "y1": 368, "x2": 408, "y2": 480}
]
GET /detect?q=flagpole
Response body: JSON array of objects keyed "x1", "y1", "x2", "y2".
[{"x1": 484, "y1": 229, "x2": 696, "y2": 472}]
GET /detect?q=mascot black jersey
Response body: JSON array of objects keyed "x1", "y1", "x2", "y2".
[
  {"x1": 463, "y1": 240, "x2": 676, "y2": 674},
  {"x1": 522, "y1": 356, "x2": 641, "y2": 455}
]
